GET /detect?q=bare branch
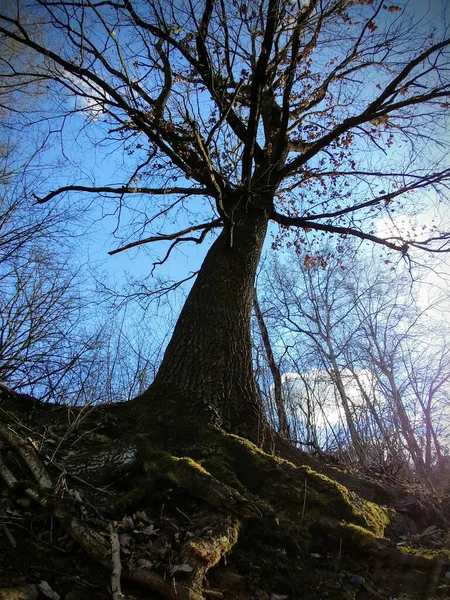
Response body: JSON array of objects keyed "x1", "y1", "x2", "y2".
[
  {"x1": 34, "y1": 185, "x2": 210, "y2": 204},
  {"x1": 108, "y1": 219, "x2": 222, "y2": 256}
]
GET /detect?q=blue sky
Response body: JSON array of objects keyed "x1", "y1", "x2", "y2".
[{"x1": 6, "y1": 0, "x2": 449, "y2": 338}]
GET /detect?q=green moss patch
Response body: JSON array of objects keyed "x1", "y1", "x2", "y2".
[
  {"x1": 184, "y1": 429, "x2": 393, "y2": 538},
  {"x1": 397, "y1": 545, "x2": 450, "y2": 561}
]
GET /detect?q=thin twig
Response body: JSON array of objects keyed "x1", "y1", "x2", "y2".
[
  {"x1": 299, "y1": 478, "x2": 307, "y2": 529},
  {"x1": 108, "y1": 522, "x2": 124, "y2": 600}
]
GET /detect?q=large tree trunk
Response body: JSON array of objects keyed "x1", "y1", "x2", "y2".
[{"x1": 136, "y1": 198, "x2": 272, "y2": 445}]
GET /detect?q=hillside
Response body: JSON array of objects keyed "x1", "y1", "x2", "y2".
[{"x1": 1, "y1": 391, "x2": 449, "y2": 600}]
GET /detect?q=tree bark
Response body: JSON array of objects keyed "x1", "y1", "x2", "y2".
[{"x1": 137, "y1": 198, "x2": 272, "y2": 445}]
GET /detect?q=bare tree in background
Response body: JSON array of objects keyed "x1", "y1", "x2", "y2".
[{"x1": 258, "y1": 243, "x2": 450, "y2": 476}]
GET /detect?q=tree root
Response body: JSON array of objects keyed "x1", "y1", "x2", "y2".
[
  {"x1": 142, "y1": 451, "x2": 261, "y2": 519},
  {"x1": 0, "y1": 423, "x2": 245, "y2": 600},
  {"x1": 1, "y1": 413, "x2": 449, "y2": 600},
  {"x1": 0, "y1": 423, "x2": 53, "y2": 489}
]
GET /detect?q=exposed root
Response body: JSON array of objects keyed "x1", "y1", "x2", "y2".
[
  {"x1": 0, "y1": 423, "x2": 53, "y2": 489},
  {"x1": 180, "y1": 516, "x2": 241, "y2": 595},
  {"x1": 0, "y1": 422, "x2": 245, "y2": 600},
  {"x1": 143, "y1": 452, "x2": 260, "y2": 518},
  {"x1": 127, "y1": 567, "x2": 203, "y2": 600}
]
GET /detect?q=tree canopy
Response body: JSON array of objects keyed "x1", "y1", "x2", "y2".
[{"x1": 0, "y1": 0, "x2": 449, "y2": 255}]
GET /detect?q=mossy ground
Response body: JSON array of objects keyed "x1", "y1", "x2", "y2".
[
  {"x1": 1, "y1": 399, "x2": 449, "y2": 600},
  {"x1": 102, "y1": 425, "x2": 448, "y2": 598}
]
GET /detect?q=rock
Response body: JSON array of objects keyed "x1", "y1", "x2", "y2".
[
  {"x1": 269, "y1": 595, "x2": 289, "y2": 600},
  {"x1": 350, "y1": 575, "x2": 365, "y2": 587}
]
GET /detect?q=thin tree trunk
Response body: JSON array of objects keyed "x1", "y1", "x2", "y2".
[
  {"x1": 326, "y1": 343, "x2": 366, "y2": 466},
  {"x1": 137, "y1": 201, "x2": 272, "y2": 445},
  {"x1": 384, "y1": 370, "x2": 425, "y2": 474},
  {"x1": 252, "y1": 288, "x2": 289, "y2": 438}
]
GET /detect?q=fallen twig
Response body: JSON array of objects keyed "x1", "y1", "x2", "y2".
[{"x1": 108, "y1": 522, "x2": 123, "y2": 600}]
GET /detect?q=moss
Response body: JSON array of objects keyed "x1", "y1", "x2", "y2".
[
  {"x1": 201, "y1": 453, "x2": 246, "y2": 494},
  {"x1": 132, "y1": 428, "x2": 392, "y2": 556},
  {"x1": 280, "y1": 466, "x2": 390, "y2": 537},
  {"x1": 338, "y1": 521, "x2": 378, "y2": 546},
  {"x1": 134, "y1": 434, "x2": 214, "y2": 478},
  {"x1": 194, "y1": 431, "x2": 391, "y2": 536},
  {"x1": 397, "y1": 545, "x2": 450, "y2": 561},
  {"x1": 195, "y1": 430, "x2": 391, "y2": 538}
]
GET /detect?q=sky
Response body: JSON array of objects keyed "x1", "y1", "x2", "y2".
[{"x1": 3, "y1": 0, "x2": 450, "y2": 359}]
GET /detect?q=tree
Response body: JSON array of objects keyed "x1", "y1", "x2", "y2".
[
  {"x1": 2, "y1": 3, "x2": 450, "y2": 593},
  {"x1": 259, "y1": 242, "x2": 450, "y2": 477},
  {"x1": 1, "y1": 0, "x2": 450, "y2": 441},
  {"x1": 347, "y1": 267, "x2": 450, "y2": 476},
  {"x1": 260, "y1": 248, "x2": 368, "y2": 462},
  {"x1": 252, "y1": 287, "x2": 289, "y2": 437},
  {"x1": 2, "y1": 4, "x2": 450, "y2": 596}
]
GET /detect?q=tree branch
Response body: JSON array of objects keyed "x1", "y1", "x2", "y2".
[
  {"x1": 108, "y1": 219, "x2": 222, "y2": 256},
  {"x1": 34, "y1": 185, "x2": 210, "y2": 204},
  {"x1": 271, "y1": 209, "x2": 408, "y2": 252},
  {"x1": 278, "y1": 37, "x2": 450, "y2": 180}
]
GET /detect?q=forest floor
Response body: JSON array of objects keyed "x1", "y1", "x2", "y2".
[{"x1": 1, "y1": 394, "x2": 450, "y2": 600}]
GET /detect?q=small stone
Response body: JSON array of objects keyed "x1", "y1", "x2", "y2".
[
  {"x1": 350, "y1": 575, "x2": 365, "y2": 587},
  {"x1": 269, "y1": 594, "x2": 289, "y2": 600},
  {"x1": 445, "y1": 571, "x2": 450, "y2": 579},
  {"x1": 310, "y1": 552, "x2": 321, "y2": 558}
]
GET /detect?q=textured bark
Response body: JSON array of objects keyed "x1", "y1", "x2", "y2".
[{"x1": 138, "y1": 198, "x2": 272, "y2": 445}]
